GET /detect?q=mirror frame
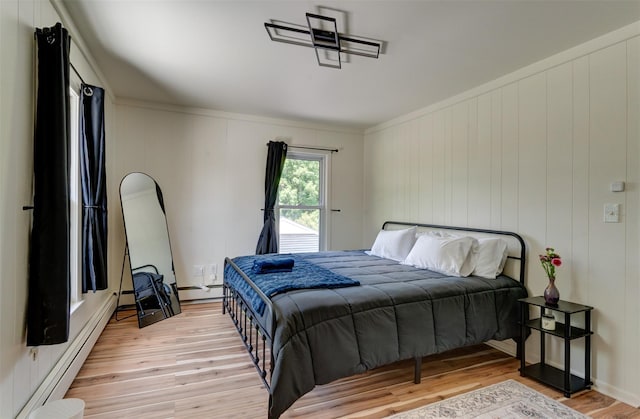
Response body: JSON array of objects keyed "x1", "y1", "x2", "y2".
[{"x1": 119, "y1": 172, "x2": 181, "y2": 327}]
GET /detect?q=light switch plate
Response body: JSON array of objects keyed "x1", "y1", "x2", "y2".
[{"x1": 604, "y1": 203, "x2": 620, "y2": 223}]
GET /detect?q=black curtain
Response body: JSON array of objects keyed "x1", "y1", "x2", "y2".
[
  {"x1": 255, "y1": 141, "x2": 288, "y2": 254},
  {"x1": 80, "y1": 84, "x2": 108, "y2": 293},
  {"x1": 27, "y1": 23, "x2": 71, "y2": 346}
]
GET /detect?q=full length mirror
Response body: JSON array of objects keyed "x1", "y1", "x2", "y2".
[{"x1": 120, "y1": 172, "x2": 181, "y2": 327}]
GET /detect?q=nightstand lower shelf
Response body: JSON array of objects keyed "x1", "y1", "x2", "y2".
[
  {"x1": 519, "y1": 297, "x2": 593, "y2": 398},
  {"x1": 522, "y1": 363, "x2": 591, "y2": 397}
]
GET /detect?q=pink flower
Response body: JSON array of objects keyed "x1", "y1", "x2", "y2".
[{"x1": 539, "y1": 247, "x2": 562, "y2": 279}]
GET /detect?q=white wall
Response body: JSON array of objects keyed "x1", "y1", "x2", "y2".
[
  {"x1": 364, "y1": 23, "x2": 640, "y2": 406},
  {"x1": 113, "y1": 102, "x2": 364, "y2": 299},
  {"x1": 0, "y1": 1, "x2": 117, "y2": 417}
]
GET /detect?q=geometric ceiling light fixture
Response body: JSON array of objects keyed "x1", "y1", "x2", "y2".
[{"x1": 265, "y1": 13, "x2": 381, "y2": 69}]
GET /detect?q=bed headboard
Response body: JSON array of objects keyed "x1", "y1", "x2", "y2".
[{"x1": 381, "y1": 221, "x2": 526, "y2": 285}]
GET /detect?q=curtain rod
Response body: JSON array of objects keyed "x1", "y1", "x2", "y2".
[
  {"x1": 35, "y1": 25, "x2": 95, "y2": 96},
  {"x1": 266, "y1": 143, "x2": 339, "y2": 153},
  {"x1": 34, "y1": 26, "x2": 90, "y2": 93},
  {"x1": 70, "y1": 63, "x2": 95, "y2": 96},
  {"x1": 70, "y1": 62, "x2": 86, "y2": 85}
]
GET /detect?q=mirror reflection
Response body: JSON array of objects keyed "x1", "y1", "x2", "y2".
[{"x1": 120, "y1": 172, "x2": 181, "y2": 327}]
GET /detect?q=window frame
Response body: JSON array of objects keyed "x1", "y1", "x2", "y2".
[
  {"x1": 68, "y1": 80, "x2": 83, "y2": 311},
  {"x1": 276, "y1": 150, "x2": 331, "y2": 252}
]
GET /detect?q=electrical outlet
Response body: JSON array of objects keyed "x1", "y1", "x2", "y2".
[
  {"x1": 192, "y1": 265, "x2": 204, "y2": 278},
  {"x1": 208, "y1": 264, "x2": 217, "y2": 282}
]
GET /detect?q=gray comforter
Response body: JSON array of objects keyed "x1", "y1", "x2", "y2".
[{"x1": 227, "y1": 250, "x2": 528, "y2": 418}]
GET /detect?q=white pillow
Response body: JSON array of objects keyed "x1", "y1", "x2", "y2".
[
  {"x1": 472, "y1": 238, "x2": 509, "y2": 279},
  {"x1": 365, "y1": 226, "x2": 417, "y2": 261},
  {"x1": 460, "y1": 237, "x2": 479, "y2": 277},
  {"x1": 416, "y1": 230, "x2": 449, "y2": 237},
  {"x1": 402, "y1": 234, "x2": 477, "y2": 277}
]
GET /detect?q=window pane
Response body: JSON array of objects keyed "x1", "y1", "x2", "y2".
[
  {"x1": 279, "y1": 209, "x2": 319, "y2": 253},
  {"x1": 278, "y1": 158, "x2": 320, "y2": 206}
]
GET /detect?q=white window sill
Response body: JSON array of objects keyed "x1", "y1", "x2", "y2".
[{"x1": 70, "y1": 299, "x2": 84, "y2": 315}]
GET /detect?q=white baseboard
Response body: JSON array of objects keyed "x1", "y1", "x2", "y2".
[
  {"x1": 486, "y1": 339, "x2": 517, "y2": 357},
  {"x1": 488, "y1": 339, "x2": 640, "y2": 409},
  {"x1": 16, "y1": 293, "x2": 117, "y2": 419},
  {"x1": 592, "y1": 378, "x2": 640, "y2": 409}
]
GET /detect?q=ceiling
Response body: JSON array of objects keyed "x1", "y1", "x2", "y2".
[{"x1": 60, "y1": 1, "x2": 640, "y2": 130}]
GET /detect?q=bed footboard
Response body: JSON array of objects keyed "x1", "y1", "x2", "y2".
[{"x1": 223, "y1": 257, "x2": 275, "y2": 391}]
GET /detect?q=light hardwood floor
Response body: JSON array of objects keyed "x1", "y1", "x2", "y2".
[{"x1": 66, "y1": 301, "x2": 639, "y2": 418}]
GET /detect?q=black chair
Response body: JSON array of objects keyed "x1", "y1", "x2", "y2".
[{"x1": 132, "y1": 265, "x2": 174, "y2": 319}]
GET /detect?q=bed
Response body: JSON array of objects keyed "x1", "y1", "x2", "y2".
[{"x1": 223, "y1": 222, "x2": 529, "y2": 418}]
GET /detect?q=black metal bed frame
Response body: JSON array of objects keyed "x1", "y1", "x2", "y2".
[
  {"x1": 382, "y1": 221, "x2": 527, "y2": 287},
  {"x1": 222, "y1": 257, "x2": 277, "y2": 391},
  {"x1": 222, "y1": 221, "x2": 527, "y2": 412}
]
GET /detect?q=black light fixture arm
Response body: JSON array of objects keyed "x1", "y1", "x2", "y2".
[{"x1": 264, "y1": 12, "x2": 381, "y2": 69}]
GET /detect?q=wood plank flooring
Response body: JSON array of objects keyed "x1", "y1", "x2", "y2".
[{"x1": 66, "y1": 302, "x2": 639, "y2": 418}]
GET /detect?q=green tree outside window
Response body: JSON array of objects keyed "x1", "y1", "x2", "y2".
[{"x1": 278, "y1": 158, "x2": 320, "y2": 230}]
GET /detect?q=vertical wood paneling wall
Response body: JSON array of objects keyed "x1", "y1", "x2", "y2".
[
  {"x1": 0, "y1": 1, "x2": 116, "y2": 417},
  {"x1": 113, "y1": 103, "x2": 364, "y2": 298},
  {"x1": 364, "y1": 26, "x2": 640, "y2": 406}
]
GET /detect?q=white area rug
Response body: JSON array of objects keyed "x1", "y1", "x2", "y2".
[{"x1": 387, "y1": 379, "x2": 589, "y2": 418}]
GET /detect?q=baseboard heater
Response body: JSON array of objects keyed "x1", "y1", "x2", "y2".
[{"x1": 16, "y1": 293, "x2": 117, "y2": 419}]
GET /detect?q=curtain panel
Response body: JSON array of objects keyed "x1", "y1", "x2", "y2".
[
  {"x1": 255, "y1": 141, "x2": 288, "y2": 255},
  {"x1": 80, "y1": 84, "x2": 108, "y2": 293},
  {"x1": 27, "y1": 23, "x2": 71, "y2": 346}
]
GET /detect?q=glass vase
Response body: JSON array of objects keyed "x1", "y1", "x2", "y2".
[{"x1": 543, "y1": 277, "x2": 560, "y2": 306}]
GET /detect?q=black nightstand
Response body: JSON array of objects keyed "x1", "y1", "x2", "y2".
[{"x1": 518, "y1": 296, "x2": 594, "y2": 397}]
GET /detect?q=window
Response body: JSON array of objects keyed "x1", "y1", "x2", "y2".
[
  {"x1": 69, "y1": 85, "x2": 82, "y2": 310},
  {"x1": 277, "y1": 151, "x2": 329, "y2": 253}
]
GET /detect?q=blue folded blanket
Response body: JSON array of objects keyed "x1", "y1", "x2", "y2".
[
  {"x1": 226, "y1": 254, "x2": 360, "y2": 315},
  {"x1": 252, "y1": 258, "x2": 295, "y2": 274}
]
